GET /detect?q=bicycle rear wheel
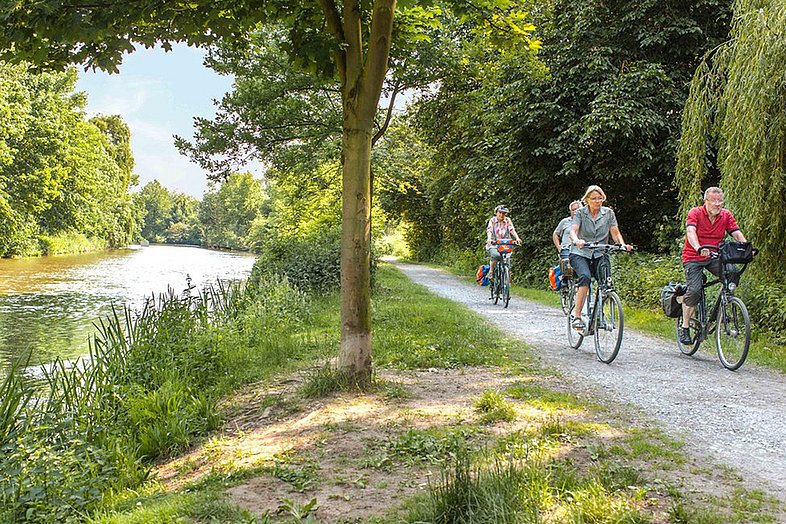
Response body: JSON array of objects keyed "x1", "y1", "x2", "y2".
[
  {"x1": 675, "y1": 315, "x2": 701, "y2": 356},
  {"x1": 716, "y1": 296, "x2": 750, "y2": 370},
  {"x1": 567, "y1": 288, "x2": 584, "y2": 349},
  {"x1": 595, "y1": 291, "x2": 623, "y2": 364}
]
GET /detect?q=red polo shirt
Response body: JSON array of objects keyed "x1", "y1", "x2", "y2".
[{"x1": 682, "y1": 206, "x2": 740, "y2": 263}]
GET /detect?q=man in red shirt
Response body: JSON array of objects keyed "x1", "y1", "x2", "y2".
[{"x1": 679, "y1": 187, "x2": 747, "y2": 345}]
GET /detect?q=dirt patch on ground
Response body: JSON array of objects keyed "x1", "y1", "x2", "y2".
[{"x1": 152, "y1": 365, "x2": 771, "y2": 522}]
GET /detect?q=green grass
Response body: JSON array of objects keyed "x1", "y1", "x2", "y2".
[
  {"x1": 474, "y1": 389, "x2": 517, "y2": 424},
  {"x1": 87, "y1": 470, "x2": 268, "y2": 524},
  {"x1": 82, "y1": 262, "x2": 779, "y2": 524},
  {"x1": 373, "y1": 266, "x2": 526, "y2": 369},
  {"x1": 370, "y1": 425, "x2": 483, "y2": 467},
  {"x1": 37, "y1": 232, "x2": 107, "y2": 255},
  {"x1": 506, "y1": 380, "x2": 588, "y2": 411}
]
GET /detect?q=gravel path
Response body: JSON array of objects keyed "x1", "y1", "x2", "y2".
[{"x1": 394, "y1": 262, "x2": 786, "y2": 504}]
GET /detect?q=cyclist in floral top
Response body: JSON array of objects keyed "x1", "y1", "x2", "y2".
[{"x1": 486, "y1": 205, "x2": 522, "y2": 280}]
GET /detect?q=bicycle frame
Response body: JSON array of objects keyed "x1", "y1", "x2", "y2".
[
  {"x1": 490, "y1": 239, "x2": 515, "y2": 307},
  {"x1": 691, "y1": 250, "x2": 750, "y2": 345},
  {"x1": 566, "y1": 243, "x2": 628, "y2": 363},
  {"x1": 582, "y1": 255, "x2": 613, "y2": 335}
]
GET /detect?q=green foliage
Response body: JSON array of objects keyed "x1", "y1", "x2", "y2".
[
  {"x1": 676, "y1": 0, "x2": 786, "y2": 278},
  {"x1": 612, "y1": 252, "x2": 684, "y2": 310},
  {"x1": 738, "y1": 279, "x2": 786, "y2": 339},
  {"x1": 176, "y1": 29, "x2": 343, "y2": 179},
  {"x1": 0, "y1": 423, "x2": 146, "y2": 524},
  {"x1": 0, "y1": 271, "x2": 317, "y2": 521},
  {"x1": 380, "y1": 0, "x2": 732, "y2": 282},
  {"x1": 37, "y1": 232, "x2": 107, "y2": 255},
  {"x1": 255, "y1": 228, "x2": 344, "y2": 293},
  {"x1": 0, "y1": 63, "x2": 139, "y2": 256},
  {"x1": 0, "y1": 359, "x2": 32, "y2": 444},
  {"x1": 199, "y1": 173, "x2": 269, "y2": 251},
  {"x1": 136, "y1": 180, "x2": 201, "y2": 245},
  {"x1": 381, "y1": 426, "x2": 479, "y2": 465}
]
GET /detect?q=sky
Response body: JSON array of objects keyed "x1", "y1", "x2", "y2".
[
  {"x1": 75, "y1": 43, "x2": 244, "y2": 198},
  {"x1": 75, "y1": 42, "x2": 412, "y2": 199}
]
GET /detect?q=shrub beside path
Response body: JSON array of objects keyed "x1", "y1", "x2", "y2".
[{"x1": 394, "y1": 262, "x2": 786, "y2": 505}]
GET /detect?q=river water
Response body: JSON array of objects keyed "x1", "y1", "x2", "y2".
[{"x1": 0, "y1": 245, "x2": 256, "y2": 368}]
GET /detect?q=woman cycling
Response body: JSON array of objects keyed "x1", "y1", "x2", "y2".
[
  {"x1": 568, "y1": 185, "x2": 632, "y2": 331},
  {"x1": 486, "y1": 205, "x2": 522, "y2": 281}
]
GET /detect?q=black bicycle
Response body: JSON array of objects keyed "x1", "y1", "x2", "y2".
[
  {"x1": 676, "y1": 244, "x2": 756, "y2": 370},
  {"x1": 490, "y1": 238, "x2": 516, "y2": 308},
  {"x1": 566, "y1": 243, "x2": 629, "y2": 363}
]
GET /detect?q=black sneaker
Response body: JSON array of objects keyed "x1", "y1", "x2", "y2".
[{"x1": 679, "y1": 327, "x2": 693, "y2": 345}]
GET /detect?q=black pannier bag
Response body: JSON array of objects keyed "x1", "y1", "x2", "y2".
[
  {"x1": 718, "y1": 241, "x2": 756, "y2": 264},
  {"x1": 661, "y1": 281, "x2": 686, "y2": 318}
]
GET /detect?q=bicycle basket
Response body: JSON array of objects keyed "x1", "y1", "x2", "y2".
[
  {"x1": 719, "y1": 241, "x2": 756, "y2": 264},
  {"x1": 497, "y1": 244, "x2": 512, "y2": 253}
]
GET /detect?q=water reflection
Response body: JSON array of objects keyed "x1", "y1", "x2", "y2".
[{"x1": 0, "y1": 245, "x2": 256, "y2": 367}]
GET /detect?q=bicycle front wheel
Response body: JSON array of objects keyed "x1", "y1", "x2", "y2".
[
  {"x1": 567, "y1": 288, "x2": 584, "y2": 349},
  {"x1": 595, "y1": 291, "x2": 623, "y2": 364},
  {"x1": 503, "y1": 266, "x2": 511, "y2": 308},
  {"x1": 716, "y1": 296, "x2": 750, "y2": 370}
]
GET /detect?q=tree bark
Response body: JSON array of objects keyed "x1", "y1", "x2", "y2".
[
  {"x1": 338, "y1": 121, "x2": 373, "y2": 381},
  {"x1": 335, "y1": 0, "x2": 396, "y2": 383}
]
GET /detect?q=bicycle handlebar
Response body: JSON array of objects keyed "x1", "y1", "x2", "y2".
[
  {"x1": 697, "y1": 244, "x2": 720, "y2": 259},
  {"x1": 584, "y1": 242, "x2": 629, "y2": 252}
]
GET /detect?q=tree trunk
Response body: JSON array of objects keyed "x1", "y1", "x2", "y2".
[
  {"x1": 330, "y1": 0, "x2": 396, "y2": 384},
  {"x1": 338, "y1": 120, "x2": 373, "y2": 383}
]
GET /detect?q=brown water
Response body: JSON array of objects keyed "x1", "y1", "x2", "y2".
[{"x1": 0, "y1": 245, "x2": 256, "y2": 368}]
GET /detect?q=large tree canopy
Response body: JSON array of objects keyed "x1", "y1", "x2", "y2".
[
  {"x1": 0, "y1": 0, "x2": 538, "y2": 381},
  {"x1": 677, "y1": 0, "x2": 786, "y2": 277}
]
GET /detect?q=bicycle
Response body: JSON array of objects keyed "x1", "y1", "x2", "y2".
[
  {"x1": 676, "y1": 244, "x2": 756, "y2": 370},
  {"x1": 490, "y1": 238, "x2": 516, "y2": 308},
  {"x1": 566, "y1": 243, "x2": 629, "y2": 363}
]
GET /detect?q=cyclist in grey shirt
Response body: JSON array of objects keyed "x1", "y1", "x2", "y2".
[
  {"x1": 569, "y1": 185, "x2": 633, "y2": 331},
  {"x1": 553, "y1": 200, "x2": 583, "y2": 260}
]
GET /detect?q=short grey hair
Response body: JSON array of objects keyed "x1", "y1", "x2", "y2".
[
  {"x1": 704, "y1": 187, "x2": 723, "y2": 200},
  {"x1": 569, "y1": 200, "x2": 582, "y2": 211}
]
